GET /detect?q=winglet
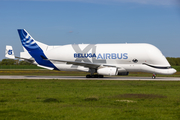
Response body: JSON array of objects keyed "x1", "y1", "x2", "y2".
[{"x1": 5, "y1": 45, "x2": 15, "y2": 59}]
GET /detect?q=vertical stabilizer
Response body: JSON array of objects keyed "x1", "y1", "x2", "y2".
[
  {"x1": 17, "y1": 29, "x2": 48, "y2": 51},
  {"x1": 17, "y1": 29, "x2": 58, "y2": 70}
]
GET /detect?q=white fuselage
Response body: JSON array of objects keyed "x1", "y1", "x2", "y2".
[{"x1": 44, "y1": 43, "x2": 176, "y2": 75}]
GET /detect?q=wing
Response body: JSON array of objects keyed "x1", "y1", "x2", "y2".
[
  {"x1": 44, "y1": 58, "x2": 101, "y2": 69},
  {"x1": 41, "y1": 56, "x2": 117, "y2": 69}
]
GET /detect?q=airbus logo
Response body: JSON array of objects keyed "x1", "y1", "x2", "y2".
[
  {"x1": 97, "y1": 53, "x2": 128, "y2": 59},
  {"x1": 8, "y1": 50, "x2": 13, "y2": 55}
]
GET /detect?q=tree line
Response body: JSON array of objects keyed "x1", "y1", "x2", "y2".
[
  {"x1": 0, "y1": 59, "x2": 32, "y2": 65},
  {"x1": 0, "y1": 58, "x2": 180, "y2": 66},
  {"x1": 166, "y1": 57, "x2": 180, "y2": 66}
]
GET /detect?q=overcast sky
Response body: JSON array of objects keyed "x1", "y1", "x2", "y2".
[{"x1": 0, "y1": 0, "x2": 180, "y2": 60}]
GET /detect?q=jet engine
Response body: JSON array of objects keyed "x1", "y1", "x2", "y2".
[
  {"x1": 97, "y1": 67, "x2": 118, "y2": 76},
  {"x1": 117, "y1": 72, "x2": 129, "y2": 75}
]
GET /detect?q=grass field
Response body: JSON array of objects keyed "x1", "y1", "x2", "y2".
[
  {"x1": 0, "y1": 79, "x2": 180, "y2": 120},
  {"x1": 0, "y1": 65, "x2": 43, "y2": 69}
]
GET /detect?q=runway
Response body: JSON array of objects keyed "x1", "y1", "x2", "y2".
[{"x1": 0, "y1": 75, "x2": 180, "y2": 81}]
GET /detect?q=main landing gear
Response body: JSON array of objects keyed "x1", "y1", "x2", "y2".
[
  {"x1": 152, "y1": 73, "x2": 156, "y2": 79},
  {"x1": 86, "y1": 74, "x2": 104, "y2": 78}
]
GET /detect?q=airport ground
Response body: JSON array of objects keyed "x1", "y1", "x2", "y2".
[
  {"x1": 0, "y1": 69, "x2": 180, "y2": 77},
  {"x1": 0, "y1": 79, "x2": 180, "y2": 119},
  {"x1": 0, "y1": 64, "x2": 180, "y2": 76},
  {"x1": 0, "y1": 69, "x2": 180, "y2": 119}
]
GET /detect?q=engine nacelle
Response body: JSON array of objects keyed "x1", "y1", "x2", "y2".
[
  {"x1": 118, "y1": 72, "x2": 129, "y2": 76},
  {"x1": 97, "y1": 67, "x2": 118, "y2": 76},
  {"x1": 117, "y1": 67, "x2": 129, "y2": 76}
]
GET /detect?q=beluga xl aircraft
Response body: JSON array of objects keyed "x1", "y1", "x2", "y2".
[{"x1": 5, "y1": 29, "x2": 176, "y2": 79}]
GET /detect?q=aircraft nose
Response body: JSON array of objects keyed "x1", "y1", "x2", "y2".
[
  {"x1": 173, "y1": 68, "x2": 177, "y2": 74},
  {"x1": 170, "y1": 68, "x2": 177, "y2": 74}
]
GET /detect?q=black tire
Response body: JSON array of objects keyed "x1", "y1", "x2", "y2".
[
  {"x1": 98, "y1": 75, "x2": 104, "y2": 78},
  {"x1": 86, "y1": 74, "x2": 104, "y2": 78},
  {"x1": 86, "y1": 75, "x2": 91, "y2": 78},
  {"x1": 91, "y1": 75, "x2": 95, "y2": 78},
  {"x1": 152, "y1": 76, "x2": 156, "y2": 79},
  {"x1": 94, "y1": 75, "x2": 99, "y2": 78}
]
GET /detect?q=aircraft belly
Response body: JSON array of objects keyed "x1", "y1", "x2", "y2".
[
  {"x1": 122, "y1": 64, "x2": 142, "y2": 72},
  {"x1": 140, "y1": 65, "x2": 155, "y2": 73}
]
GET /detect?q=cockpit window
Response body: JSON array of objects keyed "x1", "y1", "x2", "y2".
[{"x1": 132, "y1": 59, "x2": 138, "y2": 63}]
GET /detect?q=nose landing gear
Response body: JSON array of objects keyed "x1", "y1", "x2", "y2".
[{"x1": 152, "y1": 73, "x2": 156, "y2": 79}]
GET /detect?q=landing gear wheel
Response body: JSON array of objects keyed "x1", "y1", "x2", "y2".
[
  {"x1": 86, "y1": 74, "x2": 104, "y2": 78},
  {"x1": 152, "y1": 73, "x2": 156, "y2": 79},
  {"x1": 91, "y1": 75, "x2": 95, "y2": 78},
  {"x1": 98, "y1": 75, "x2": 104, "y2": 78},
  {"x1": 94, "y1": 75, "x2": 99, "y2": 78},
  {"x1": 86, "y1": 75, "x2": 91, "y2": 78},
  {"x1": 152, "y1": 76, "x2": 156, "y2": 79}
]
